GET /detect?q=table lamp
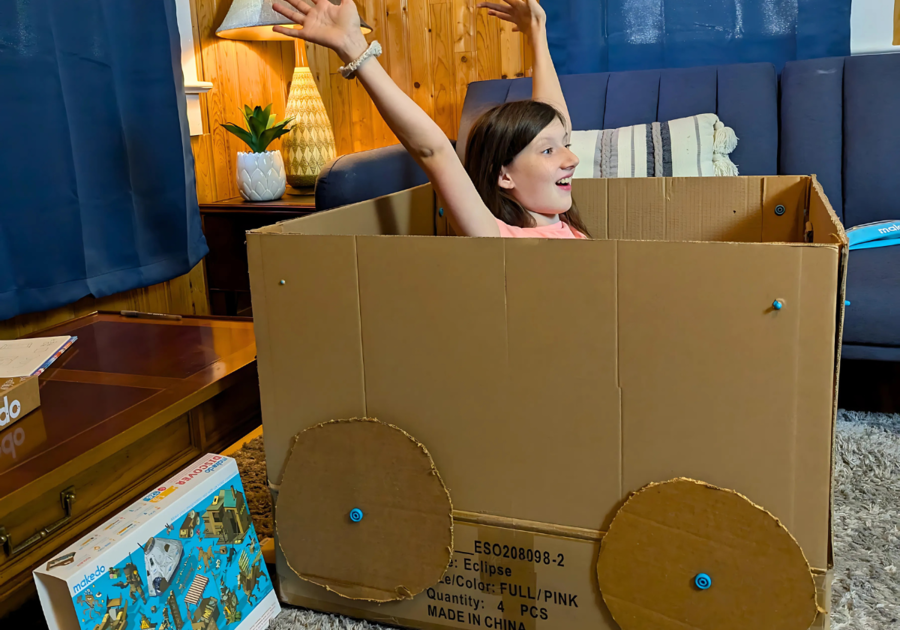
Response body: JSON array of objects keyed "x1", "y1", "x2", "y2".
[{"x1": 217, "y1": 0, "x2": 372, "y2": 192}]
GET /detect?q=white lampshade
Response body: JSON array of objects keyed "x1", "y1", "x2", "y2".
[{"x1": 217, "y1": 0, "x2": 372, "y2": 41}]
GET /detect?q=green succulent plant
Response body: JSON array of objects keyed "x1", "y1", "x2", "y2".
[{"x1": 222, "y1": 104, "x2": 293, "y2": 153}]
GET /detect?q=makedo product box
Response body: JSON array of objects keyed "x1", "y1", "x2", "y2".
[
  {"x1": 247, "y1": 176, "x2": 847, "y2": 630},
  {"x1": 34, "y1": 454, "x2": 279, "y2": 630}
]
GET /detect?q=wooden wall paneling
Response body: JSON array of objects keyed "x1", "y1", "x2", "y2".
[
  {"x1": 195, "y1": 0, "x2": 235, "y2": 200},
  {"x1": 214, "y1": 40, "x2": 243, "y2": 199},
  {"x1": 408, "y1": 0, "x2": 435, "y2": 122},
  {"x1": 264, "y1": 42, "x2": 288, "y2": 115},
  {"x1": 135, "y1": 283, "x2": 171, "y2": 315},
  {"x1": 166, "y1": 263, "x2": 211, "y2": 316},
  {"x1": 499, "y1": 20, "x2": 524, "y2": 79},
  {"x1": 474, "y1": 3, "x2": 501, "y2": 81},
  {"x1": 452, "y1": 0, "x2": 474, "y2": 52},
  {"x1": 385, "y1": 0, "x2": 412, "y2": 94},
  {"x1": 364, "y1": 0, "x2": 398, "y2": 147},
  {"x1": 451, "y1": 0, "x2": 475, "y2": 139},
  {"x1": 330, "y1": 71, "x2": 354, "y2": 155},
  {"x1": 349, "y1": 77, "x2": 375, "y2": 152},
  {"x1": 454, "y1": 51, "x2": 476, "y2": 136},
  {"x1": 305, "y1": 42, "x2": 334, "y2": 131},
  {"x1": 523, "y1": 31, "x2": 533, "y2": 77},
  {"x1": 190, "y1": 134, "x2": 216, "y2": 204},
  {"x1": 430, "y1": 3, "x2": 457, "y2": 136}
]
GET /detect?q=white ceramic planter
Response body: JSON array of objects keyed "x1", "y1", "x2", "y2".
[{"x1": 236, "y1": 150, "x2": 286, "y2": 201}]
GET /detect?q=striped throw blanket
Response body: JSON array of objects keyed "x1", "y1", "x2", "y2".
[{"x1": 571, "y1": 113, "x2": 738, "y2": 179}]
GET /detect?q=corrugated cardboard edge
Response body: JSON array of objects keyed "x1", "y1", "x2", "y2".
[
  {"x1": 598, "y1": 477, "x2": 825, "y2": 622},
  {"x1": 274, "y1": 417, "x2": 455, "y2": 603},
  {"x1": 808, "y1": 173, "x2": 847, "y2": 574}
]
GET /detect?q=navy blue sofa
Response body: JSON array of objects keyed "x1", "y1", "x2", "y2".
[
  {"x1": 314, "y1": 54, "x2": 900, "y2": 360},
  {"x1": 781, "y1": 55, "x2": 900, "y2": 362},
  {"x1": 316, "y1": 62, "x2": 779, "y2": 208}
]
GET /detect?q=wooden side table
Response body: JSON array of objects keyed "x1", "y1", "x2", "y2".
[
  {"x1": 200, "y1": 195, "x2": 317, "y2": 316},
  {"x1": 0, "y1": 312, "x2": 261, "y2": 616}
]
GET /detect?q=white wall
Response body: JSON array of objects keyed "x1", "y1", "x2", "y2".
[{"x1": 851, "y1": 0, "x2": 900, "y2": 54}]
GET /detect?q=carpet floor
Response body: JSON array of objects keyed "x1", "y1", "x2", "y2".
[{"x1": 261, "y1": 409, "x2": 900, "y2": 630}]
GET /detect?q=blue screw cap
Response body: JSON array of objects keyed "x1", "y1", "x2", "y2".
[
  {"x1": 438, "y1": 208, "x2": 444, "y2": 217},
  {"x1": 773, "y1": 300, "x2": 783, "y2": 310},
  {"x1": 694, "y1": 573, "x2": 712, "y2": 590},
  {"x1": 279, "y1": 279, "x2": 286, "y2": 285},
  {"x1": 349, "y1": 508, "x2": 364, "y2": 523},
  {"x1": 845, "y1": 300, "x2": 851, "y2": 306}
]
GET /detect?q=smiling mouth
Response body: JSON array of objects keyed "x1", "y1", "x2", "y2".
[{"x1": 556, "y1": 177, "x2": 572, "y2": 187}]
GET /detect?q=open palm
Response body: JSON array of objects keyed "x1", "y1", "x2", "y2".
[
  {"x1": 272, "y1": 0, "x2": 362, "y2": 50},
  {"x1": 477, "y1": 0, "x2": 546, "y2": 33}
]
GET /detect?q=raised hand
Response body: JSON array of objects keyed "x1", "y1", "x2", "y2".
[
  {"x1": 476, "y1": 0, "x2": 546, "y2": 33},
  {"x1": 272, "y1": 0, "x2": 367, "y2": 61}
]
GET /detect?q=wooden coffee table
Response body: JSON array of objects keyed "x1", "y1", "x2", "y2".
[{"x1": 0, "y1": 312, "x2": 261, "y2": 616}]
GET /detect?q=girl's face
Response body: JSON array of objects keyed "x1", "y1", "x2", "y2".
[{"x1": 498, "y1": 118, "x2": 579, "y2": 218}]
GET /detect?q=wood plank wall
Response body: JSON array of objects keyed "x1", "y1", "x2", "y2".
[
  {"x1": 308, "y1": 0, "x2": 532, "y2": 155},
  {"x1": 0, "y1": 0, "x2": 530, "y2": 339}
]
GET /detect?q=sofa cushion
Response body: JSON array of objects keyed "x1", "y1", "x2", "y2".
[
  {"x1": 456, "y1": 62, "x2": 777, "y2": 177},
  {"x1": 842, "y1": 246, "x2": 900, "y2": 348},
  {"x1": 570, "y1": 114, "x2": 739, "y2": 178},
  {"x1": 315, "y1": 143, "x2": 429, "y2": 211},
  {"x1": 781, "y1": 53, "x2": 900, "y2": 229},
  {"x1": 843, "y1": 54, "x2": 900, "y2": 229},
  {"x1": 780, "y1": 57, "x2": 845, "y2": 220}
]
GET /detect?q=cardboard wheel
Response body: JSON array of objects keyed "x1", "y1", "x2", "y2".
[
  {"x1": 276, "y1": 418, "x2": 453, "y2": 601},
  {"x1": 596, "y1": 478, "x2": 818, "y2": 630}
]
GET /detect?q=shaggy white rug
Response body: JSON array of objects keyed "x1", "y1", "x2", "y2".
[{"x1": 270, "y1": 410, "x2": 900, "y2": 630}]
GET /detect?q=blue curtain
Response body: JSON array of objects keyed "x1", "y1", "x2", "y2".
[
  {"x1": 546, "y1": 0, "x2": 851, "y2": 74},
  {"x1": 0, "y1": 0, "x2": 208, "y2": 320}
]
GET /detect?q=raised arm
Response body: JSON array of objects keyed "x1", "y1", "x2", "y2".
[
  {"x1": 273, "y1": 0, "x2": 499, "y2": 237},
  {"x1": 478, "y1": 1, "x2": 571, "y2": 132}
]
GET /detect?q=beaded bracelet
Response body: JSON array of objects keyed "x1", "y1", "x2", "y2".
[{"x1": 339, "y1": 40, "x2": 383, "y2": 79}]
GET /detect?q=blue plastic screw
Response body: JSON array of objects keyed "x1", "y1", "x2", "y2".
[
  {"x1": 349, "y1": 508, "x2": 364, "y2": 523},
  {"x1": 773, "y1": 299, "x2": 783, "y2": 310},
  {"x1": 845, "y1": 300, "x2": 851, "y2": 306},
  {"x1": 694, "y1": 573, "x2": 712, "y2": 590},
  {"x1": 438, "y1": 208, "x2": 444, "y2": 217},
  {"x1": 279, "y1": 279, "x2": 285, "y2": 285}
]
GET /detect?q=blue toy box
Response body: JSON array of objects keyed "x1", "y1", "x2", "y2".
[{"x1": 33, "y1": 454, "x2": 280, "y2": 630}]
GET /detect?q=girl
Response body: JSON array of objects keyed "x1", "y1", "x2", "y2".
[{"x1": 273, "y1": 0, "x2": 589, "y2": 238}]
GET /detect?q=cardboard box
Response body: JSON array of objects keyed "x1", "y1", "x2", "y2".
[
  {"x1": 0, "y1": 376, "x2": 40, "y2": 430},
  {"x1": 34, "y1": 454, "x2": 280, "y2": 630},
  {"x1": 247, "y1": 176, "x2": 847, "y2": 630}
]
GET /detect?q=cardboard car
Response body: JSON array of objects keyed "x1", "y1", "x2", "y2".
[{"x1": 248, "y1": 176, "x2": 847, "y2": 630}]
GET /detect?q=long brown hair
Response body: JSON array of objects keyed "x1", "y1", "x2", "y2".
[{"x1": 463, "y1": 100, "x2": 591, "y2": 238}]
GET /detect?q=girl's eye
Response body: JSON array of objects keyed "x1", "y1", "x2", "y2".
[{"x1": 543, "y1": 148, "x2": 553, "y2": 154}]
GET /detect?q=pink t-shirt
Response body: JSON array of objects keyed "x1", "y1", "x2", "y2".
[{"x1": 495, "y1": 218, "x2": 587, "y2": 239}]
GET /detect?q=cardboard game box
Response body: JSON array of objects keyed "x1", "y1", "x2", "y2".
[
  {"x1": 34, "y1": 454, "x2": 279, "y2": 630},
  {"x1": 247, "y1": 176, "x2": 847, "y2": 630},
  {"x1": 0, "y1": 376, "x2": 40, "y2": 431}
]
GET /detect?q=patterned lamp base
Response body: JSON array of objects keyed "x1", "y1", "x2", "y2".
[{"x1": 282, "y1": 66, "x2": 336, "y2": 190}]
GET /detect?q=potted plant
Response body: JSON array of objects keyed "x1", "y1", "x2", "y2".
[{"x1": 222, "y1": 105, "x2": 293, "y2": 201}]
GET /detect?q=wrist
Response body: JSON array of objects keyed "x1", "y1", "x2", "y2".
[
  {"x1": 527, "y1": 17, "x2": 547, "y2": 39},
  {"x1": 337, "y1": 34, "x2": 369, "y2": 64}
]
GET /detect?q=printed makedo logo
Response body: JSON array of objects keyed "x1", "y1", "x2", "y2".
[
  {"x1": 72, "y1": 564, "x2": 106, "y2": 595},
  {"x1": 0, "y1": 395, "x2": 22, "y2": 427}
]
